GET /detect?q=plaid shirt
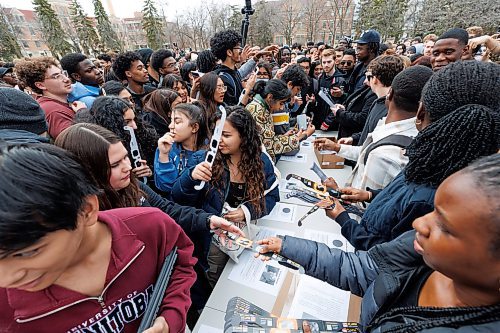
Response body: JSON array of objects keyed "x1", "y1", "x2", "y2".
[{"x1": 339, "y1": 117, "x2": 418, "y2": 192}]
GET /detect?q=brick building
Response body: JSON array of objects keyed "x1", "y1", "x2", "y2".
[
  {"x1": 268, "y1": 0, "x2": 356, "y2": 47},
  {"x1": 2, "y1": 7, "x2": 51, "y2": 57}
]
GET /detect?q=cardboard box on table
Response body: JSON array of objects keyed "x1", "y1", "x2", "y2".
[{"x1": 314, "y1": 137, "x2": 345, "y2": 169}]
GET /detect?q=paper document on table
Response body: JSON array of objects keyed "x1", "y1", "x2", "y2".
[
  {"x1": 303, "y1": 229, "x2": 348, "y2": 251},
  {"x1": 263, "y1": 202, "x2": 297, "y2": 223},
  {"x1": 228, "y1": 227, "x2": 295, "y2": 296},
  {"x1": 280, "y1": 153, "x2": 307, "y2": 163},
  {"x1": 286, "y1": 229, "x2": 350, "y2": 321},
  {"x1": 287, "y1": 275, "x2": 350, "y2": 322},
  {"x1": 197, "y1": 324, "x2": 222, "y2": 333}
]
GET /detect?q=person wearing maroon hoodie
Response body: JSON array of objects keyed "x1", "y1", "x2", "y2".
[
  {"x1": 0, "y1": 143, "x2": 197, "y2": 333},
  {"x1": 15, "y1": 57, "x2": 87, "y2": 139}
]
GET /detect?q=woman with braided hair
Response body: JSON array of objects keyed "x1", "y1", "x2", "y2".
[
  {"x1": 258, "y1": 153, "x2": 500, "y2": 332},
  {"x1": 321, "y1": 60, "x2": 500, "y2": 250}
]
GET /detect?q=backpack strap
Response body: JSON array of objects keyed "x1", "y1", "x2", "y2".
[
  {"x1": 363, "y1": 134, "x2": 414, "y2": 165},
  {"x1": 217, "y1": 71, "x2": 237, "y2": 95}
]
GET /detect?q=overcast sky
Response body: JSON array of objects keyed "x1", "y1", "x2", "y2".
[{"x1": 0, "y1": 0, "x2": 245, "y2": 20}]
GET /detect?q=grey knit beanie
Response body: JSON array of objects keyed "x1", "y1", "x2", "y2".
[{"x1": 0, "y1": 87, "x2": 48, "y2": 134}]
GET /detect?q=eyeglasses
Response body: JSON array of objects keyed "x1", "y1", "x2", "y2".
[
  {"x1": 340, "y1": 61, "x2": 353, "y2": 66},
  {"x1": 256, "y1": 71, "x2": 269, "y2": 77},
  {"x1": 45, "y1": 70, "x2": 69, "y2": 81},
  {"x1": 217, "y1": 85, "x2": 227, "y2": 92},
  {"x1": 163, "y1": 62, "x2": 178, "y2": 69}
]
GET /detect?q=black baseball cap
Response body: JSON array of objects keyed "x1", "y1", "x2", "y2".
[
  {"x1": 0, "y1": 67, "x2": 13, "y2": 78},
  {"x1": 354, "y1": 30, "x2": 381, "y2": 44}
]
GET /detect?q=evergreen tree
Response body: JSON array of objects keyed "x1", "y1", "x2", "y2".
[
  {"x1": 142, "y1": 0, "x2": 165, "y2": 50},
  {"x1": 32, "y1": 0, "x2": 74, "y2": 59},
  {"x1": 92, "y1": 0, "x2": 122, "y2": 51},
  {"x1": 415, "y1": 0, "x2": 500, "y2": 35},
  {"x1": 355, "y1": 0, "x2": 408, "y2": 40},
  {"x1": 69, "y1": 0, "x2": 100, "y2": 55},
  {"x1": 0, "y1": 6, "x2": 22, "y2": 61}
]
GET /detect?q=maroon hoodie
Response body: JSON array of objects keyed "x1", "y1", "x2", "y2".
[
  {"x1": 0, "y1": 207, "x2": 197, "y2": 333},
  {"x1": 36, "y1": 95, "x2": 74, "y2": 139}
]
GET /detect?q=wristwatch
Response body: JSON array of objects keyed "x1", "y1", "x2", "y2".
[{"x1": 206, "y1": 215, "x2": 214, "y2": 230}]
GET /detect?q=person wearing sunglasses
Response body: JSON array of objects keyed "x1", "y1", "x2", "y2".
[
  {"x1": 338, "y1": 49, "x2": 356, "y2": 78},
  {"x1": 0, "y1": 67, "x2": 18, "y2": 88},
  {"x1": 15, "y1": 57, "x2": 86, "y2": 139}
]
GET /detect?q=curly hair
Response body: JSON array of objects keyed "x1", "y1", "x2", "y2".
[
  {"x1": 196, "y1": 49, "x2": 217, "y2": 73},
  {"x1": 112, "y1": 51, "x2": 141, "y2": 81},
  {"x1": 54, "y1": 123, "x2": 144, "y2": 210},
  {"x1": 211, "y1": 106, "x2": 265, "y2": 215},
  {"x1": 281, "y1": 64, "x2": 310, "y2": 88},
  {"x1": 87, "y1": 96, "x2": 159, "y2": 168},
  {"x1": 404, "y1": 105, "x2": 498, "y2": 187},
  {"x1": 210, "y1": 29, "x2": 242, "y2": 61},
  {"x1": 367, "y1": 55, "x2": 405, "y2": 87},
  {"x1": 60, "y1": 53, "x2": 87, "y2": 78},
  {"x1": 15, "y1": 57, "x2": 59, "y2": 94},
  {"x1": 150, "y1": 49, "x2": 174, "y2": 73}
]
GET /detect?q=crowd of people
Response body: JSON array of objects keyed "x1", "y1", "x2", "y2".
[{"x1": 0, "y1": 24, "x2": 499, "y2": 333}]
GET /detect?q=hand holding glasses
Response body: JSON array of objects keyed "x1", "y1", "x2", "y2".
[{"x1": 194, "y1": 105, "x2": 227, "y2": 190}]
